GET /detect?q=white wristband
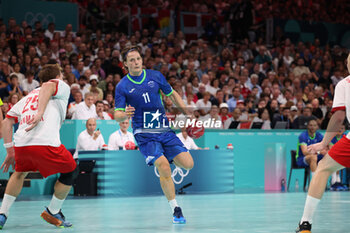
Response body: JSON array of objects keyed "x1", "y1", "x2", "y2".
[{"x1": 4, "y1": 142, "x2": 14, "y2": 149}]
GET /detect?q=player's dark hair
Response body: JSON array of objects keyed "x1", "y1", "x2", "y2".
[
  {"x1": 38, "y1": 64, "x2": 62, "y2": 82},
  {"x1": 121, "y1": 45, "x2": 142, "y2": 62}
]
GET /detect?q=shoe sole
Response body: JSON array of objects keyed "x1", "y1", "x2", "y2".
[
  {"x1": 173, "y1": 220, "x2": 186, "y2": 224},
  {"x1": 40, "y1": 212, "x2": 72, "y2": 228},
  {"x1": 299, "y1": 231, "x2": 311, "y2": 233}
]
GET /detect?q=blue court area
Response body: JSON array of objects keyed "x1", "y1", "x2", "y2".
[{"x1": 3, "y1": 192, "x2": 350, "y2": 233}]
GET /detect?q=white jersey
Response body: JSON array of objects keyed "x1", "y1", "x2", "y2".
[
  {"x1": 331, "y1": 75, "x2": 350, "y2": 139},
  {"x1": 7, "y1": 79, "x2": 70, "y2": 147},
  {"x1": 108, "y1": 130, "x2": 135, "y2": 150}
]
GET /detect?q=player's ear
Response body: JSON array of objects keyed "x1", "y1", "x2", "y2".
[{"x1": 123, "y1": 61, "x2": 128, "y2": 69}]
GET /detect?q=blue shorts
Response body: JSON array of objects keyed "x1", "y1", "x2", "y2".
[
  {"x1": 296, "y1": 154, "x2": 324, "y2": 167},
  {"x1": 134, "y1": 131, "x2": 188, "y2": 166}
]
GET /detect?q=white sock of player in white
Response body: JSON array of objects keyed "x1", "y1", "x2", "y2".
[
  {"x1": 331, "y1": 172, "x2": 337, "y2": 185},
  {"x1": 0, "y1": 194, "x2": 16, "y2": 217},
  {"x1": 336, "y1": 173, "x2": 341, "y2": 183},
  {"x1": 169, "y1": 199, "x2": 179, "y2": 212},
  {"x1": 301, "y1": 195, "x2": 320, "y2": 224},
  {"x1": 48, "y1": 195, "x2": 65, "y2": 215}
]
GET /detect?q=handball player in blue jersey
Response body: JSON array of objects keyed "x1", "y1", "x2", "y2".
[
  {"x1": 296, "y1": 119, "x2": 327, "y2": 175},
  {"x1": 114, "y1": 45, "x2": 194, "y2": 224}
]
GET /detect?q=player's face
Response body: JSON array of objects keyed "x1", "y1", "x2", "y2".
[
  {"x1": 125, "y1": 51, "x2": 143, "y2": 76},
  {"x1": 307, "y1": 120, "x2": 318, "y2": 134},
  {"x1": 347, "y1": 54, "x2": 350, "y2": 73}
]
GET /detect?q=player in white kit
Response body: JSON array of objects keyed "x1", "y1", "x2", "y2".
[
  {"x1": 0, "y1": 64, "x2": 78, "y2": 229},
  {"x1": 296, "y1": 54, "x2": 350, "y2": 232}
]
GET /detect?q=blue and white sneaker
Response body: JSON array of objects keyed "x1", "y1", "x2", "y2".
[
  {"x1": 173, "y1": 207, "x2": 186, "y2": 224},
  {"x1": 0, "y1": 214, "x2": 7, "y2": 229},
  {"x1": 40, "y1": 207, "x2": 72, "y2": 228}
]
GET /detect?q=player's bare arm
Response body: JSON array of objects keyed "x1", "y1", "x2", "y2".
[
  {"x1": 168, "y1": 90, "x2": 192, "y2": 117},
  {"x1": 114, "y1": 105, "x2": 135, "y2": 122},
  {"x1": 308, "y1": 110, "x2": 346, "y2": 154},
  {"x1": 1, "y1": 118, "x2": 16, "y2": 172},
  {"x1": 26, "y1": 82, "x2": 57, "y2": 132}
]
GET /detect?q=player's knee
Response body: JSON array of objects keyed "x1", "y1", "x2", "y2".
[
  {"x1": 58, "y1": 166, "x2": 79, "y2": 186},
  {"x1": 12, "y1": 172, "x2": 27, "y2": 180},
  {"x1": 183, "y1": 160, "x2": 194, "y2": 170},
  {"x1": 158, "y1": 163, "x2": 171, "y2": 177},
  {"x1": 316, "y1": 159, "x2": 335, "y2": 173}
]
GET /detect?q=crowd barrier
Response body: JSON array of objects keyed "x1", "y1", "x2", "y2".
[{"x1": 0, "y1": 120, "x2": 325, "y2": 195}]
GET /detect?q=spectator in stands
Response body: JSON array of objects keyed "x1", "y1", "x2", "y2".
[
  {"x1": 7, "y1": 93, "x2": 20, "y2": 112},
  {"x1": 67, "y1": 89, "x2": 83, "y2": 119},
  {"x1": 73, "y1": 118, "x2": 106, "y2": 159},
  {"x1": 292, "y1": 106, "x2": 317, "y2": 129},
  {"x1": 219, "y1": 103, "x2": 232, "y2": 126},
  {"x1": 196, "y1": 91, "x2": 212, "y2": 116},
  {"x1": 292, "y1": 58, "x2": 311, "y2": 77},
  {"x1": 199, "y1": 105, "x2": 222, "y2": 129},
  {"x1": 295, "y1": 119, "x2": 327, "y2": 175},
  {"x1": 252, "y1": 107, "x2": 271, "y2": 129},
  {"x1": 176, "y1": 128, "x2": 199, "y2": 150},
  {"x1": 272, "y1": 107, "x2": 293, "y2": 129},
  {"x1": 227, "y1": 87, "x2": 243, "y2": 113},
  {"x1": 89, "y1": 74, "x2": 103, "y2": 100},
  {"x1": 21, "y1": 70, "x2": 39, "y2": 96},
  {"x1": 77, "y1": 75, "x2": 90, "y2": 97},
  {"x1": 10, "y1": 63, "x2": 25, "y2": 84},
  {"x1": 224, "y1": 108, "x2": 244, "y2": 129},
  {"x1": 95, "y1": 100, "x2": 112, "y2": 120},
  {"x1": 108, "y1": 118, "x2": 135, "y2": 150},
  {"x1": 72, "y1": 92, "x2": 97, "y2": 120},
  {"x1": 5, "y1": 74, "x2": 22, "y2": 98}
]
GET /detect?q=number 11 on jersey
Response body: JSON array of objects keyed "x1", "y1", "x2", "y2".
[{"x1": 142, "y1": 92, "x2": 150, "y2": 103}]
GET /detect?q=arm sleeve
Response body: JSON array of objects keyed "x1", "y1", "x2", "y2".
[
  {"x1": 114, "y1": 83, "x2": 126, "y2": 111},
  {"x1": 298, "y1": 133, "x2": 307, "y2": 146},
  {"x1": 156, "y1": 71, "x2": 173, "y2": 96},
  {"x1": 331, "y1": 80, "x2": 346, "y2": 113}
]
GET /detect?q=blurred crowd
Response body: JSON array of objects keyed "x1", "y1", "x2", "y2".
[{"x1": 0, "y1": 0, "x2": 349, "y2": 129}]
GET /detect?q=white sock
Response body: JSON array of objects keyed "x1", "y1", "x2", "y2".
[
  {"x1": 168, "y1": 199, "x2": 179, "y2": 212},
  {"x1": 301, "y1": 195, "x2": 320, "y2": 224},
  {"x1": 0, "y1": 194, "x2": 16, "y2": 217},
  {"x1": 48, "y1": 195, "x2": 65, "y2": 215},
  {"x1": 336, "y1": 174, "x2": 341, "y2": 183},
  {"x1": 311, "y1": 172, "x2": 315, "y2": 177},
  {"x1": 331, "y1": 172, "x2": 337, "y2": 185}
]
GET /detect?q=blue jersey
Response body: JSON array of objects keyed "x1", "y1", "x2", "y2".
[
  {"x1": 330, "y1": 134, "x2": 346, "y2": 146},
  {"x1": 296, "y1": 131, "x2": 323, "y2": 159},
  {"x1": 115, "y1": 69, "x2": 173, "y2": 134}
]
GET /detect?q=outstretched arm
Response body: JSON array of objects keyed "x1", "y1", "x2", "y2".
[
  {"x1": 168, "y1": 90, "x2": 191, "y2": 116},
  {"x1": 26, "y1": 82, "x2": 56, "y2": 131},
  {"x1": 1, "y1": 118, "x2": 16, "y2": 172}
]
